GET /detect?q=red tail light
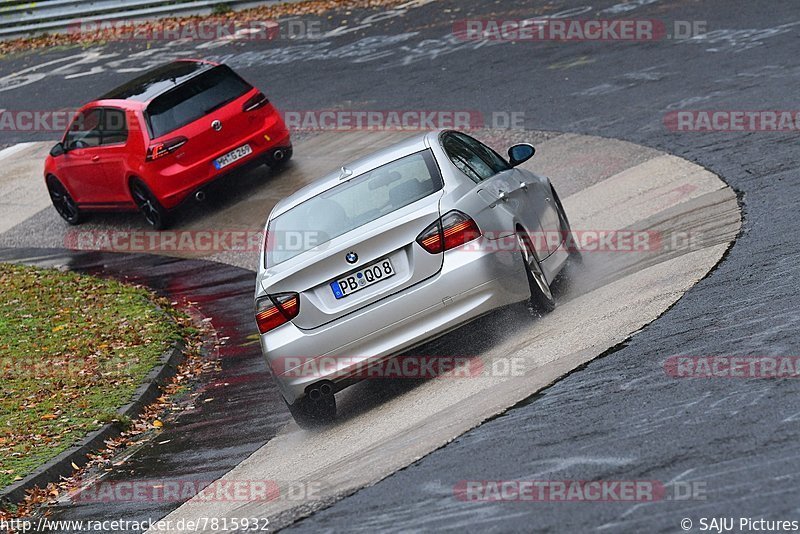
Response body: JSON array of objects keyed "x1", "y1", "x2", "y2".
[
  {"x1": 146, "y1": 136, "x2": 187, "y2": 162},
  {"x1": 255, "y1": 293, "x2": 299, "y2": 334},
  {"x1": 243, "y1": 92, "x2": 269, "y2": 112},
  {"x1": 416, "y1": 211, "x2": 481, "y2": 254}
]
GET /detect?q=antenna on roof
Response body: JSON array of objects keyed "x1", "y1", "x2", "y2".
[{"x1": 339, "y1": 166, "x2": 353, "y2": 180}]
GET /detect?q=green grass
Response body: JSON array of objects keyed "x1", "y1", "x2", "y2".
[{"x1": 0, "y1": 263, "x2": 183, "y2": 489}]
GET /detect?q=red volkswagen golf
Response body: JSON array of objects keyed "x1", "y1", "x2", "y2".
[{"x1": 44, "y1": 59, "x2": 292, "y2": 229}]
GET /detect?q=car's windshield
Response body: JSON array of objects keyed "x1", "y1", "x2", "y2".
[
  {"x1": 266, "y1": 149, "x2": 443, "y2": 267},
  {"x1": 145, "y1": 65, "x2": 252, "y2": 139}
]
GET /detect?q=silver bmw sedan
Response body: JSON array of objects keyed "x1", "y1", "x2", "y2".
[{"x1": 255, "y1": 130, "x2": 578, "y2": 428}]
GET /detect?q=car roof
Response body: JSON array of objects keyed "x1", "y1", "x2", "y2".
[
  {"x1": 270, "y1": 131, "x2": 441, "y2": 219},
  {"x1": 98, "y1": 59, "x2": 218, "y2": 104}
]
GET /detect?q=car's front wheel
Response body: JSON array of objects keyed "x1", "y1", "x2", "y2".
[
  {"x1": 285, "y1": 390, "x2": 336, "y2": 430},
  {"x1": 46, "y1": 176, "x2": 82, "y2": 225},
  {"x1": 518, "y1": 230, "x2": 556, "y2": 314},
  {"x1": 551, "y1": 186, "x2": 582, "y2": 266},
  {"x1": 131, "y1": 181, "x2": 170, "y2": 230}
]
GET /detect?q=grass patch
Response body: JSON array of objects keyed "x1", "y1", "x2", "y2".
[{"x1": 0, "y1": 263, "x2": 183, "y2": 489}]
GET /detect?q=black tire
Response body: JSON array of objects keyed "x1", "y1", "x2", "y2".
[
  {"x1": 551, "y1": 186, "x2": 582, "y2": 265},
  {"x1": 517, "y1": 229, "x2": 556, "y2": 314},
  {"x1": 46, "y1": 176, "x2": 82, "y2": 225},
  {"x1": 130, "y1": 181, "x2": 170, "y2": 230},
  {"x1": 285, "y1": 394, "x2": 336, "y2": 429}
]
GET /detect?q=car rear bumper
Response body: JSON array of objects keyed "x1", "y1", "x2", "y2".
[
  {"x1": 259, "y1": 238, "x2": 530, "y2": 404},
  {"x1": 152, "y1": 115, "x2": 291, "y2": 209}
]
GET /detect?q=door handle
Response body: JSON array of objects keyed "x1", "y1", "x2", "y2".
[
  {"x1": 92, "y1": 155, "x2": 100, "y2": 162},
  {"x1": 497, "y1": 190, "x2": 509, "y2": 203},
  {"x1": 518, "y1": 181, "x2": 529, "y2": 191}
]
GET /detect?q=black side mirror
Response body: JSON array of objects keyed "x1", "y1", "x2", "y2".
[
  {"x1": 508, "y1": 143, "x2": 535, "y2": 166},
  {"x1": 50, "y1": 142, "x2": 65, "y2": 157}
]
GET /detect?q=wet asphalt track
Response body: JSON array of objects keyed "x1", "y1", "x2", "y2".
[
  {"x1": 1, "y1": 0, "x2": 799, "y2": 531},
  {"x1": 0, "y1": 131, "x2": 739, "y2": 532}
]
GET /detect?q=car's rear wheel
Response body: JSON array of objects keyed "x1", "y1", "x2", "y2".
[
  {"x1": 46, "y1": 176, "x2": 82, "y2": 225},
  {"x1": 285, "y1": 390, "x2": 336, "y2": 429},
  {"x1": 131, "y1": 181, "x2": 169, "y2": 230},
  {"x1": 518, "y1": 230, "x2": 556, "y2": 314}
]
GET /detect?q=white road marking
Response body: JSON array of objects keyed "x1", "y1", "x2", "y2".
[{"x1": 0, "y1": 141, "x2": 52, "y2": 235}]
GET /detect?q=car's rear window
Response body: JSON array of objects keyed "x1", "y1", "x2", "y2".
[
  {"x1": 266, "y1": 149, "x2": 444, "y2": 267},
  {"x1": 145, "y1": 65, "x2": 252, "y2": 139}
]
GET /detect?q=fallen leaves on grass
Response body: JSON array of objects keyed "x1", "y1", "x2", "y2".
[
  {"x1": 0, "y1": 298, "x2": 220, "y2": 523},
  {"x1": 0, "y1": 263, "x2": 186, "y2": 492},
  {"x1": 0, "y1": 0, "x2": 410, "y2": 57}
]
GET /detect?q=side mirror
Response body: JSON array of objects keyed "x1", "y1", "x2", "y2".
[
  {"x1": 50, "y1": 142, "x2": 65, "y2": 157},
  {"x1": 508, "y1": 143, "x2": 535, "y2": 167}
]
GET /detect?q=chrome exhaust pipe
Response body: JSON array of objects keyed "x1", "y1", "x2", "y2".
[
  {"x1": 195, "y1": 190, "x2": 206, "y2": 202},
  {"x1": 307, "y1": 382, "x2": 333, "y2": 402},
  {"x1": 272, "y1": 149, "x2": 285, "y2": 161}
]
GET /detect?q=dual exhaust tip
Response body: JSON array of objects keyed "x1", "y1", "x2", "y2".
[{"x1": 307, "y1": 382, "x2": 334, "y2": 402}]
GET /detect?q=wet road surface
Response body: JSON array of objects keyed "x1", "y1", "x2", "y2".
[{"x1": 0, "y1": 0, "x2": 797, "y2": 531}]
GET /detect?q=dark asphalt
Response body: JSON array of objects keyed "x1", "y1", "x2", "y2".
[
  {"x1": 0, "y1": 249, "x2": 289, "y2": 532},
  {"x1": 1, "y1": 0, "x2": 799, "y2": 531},
  {"x1": 279, "y1": 1, "x2": 800, "y2": 532}
]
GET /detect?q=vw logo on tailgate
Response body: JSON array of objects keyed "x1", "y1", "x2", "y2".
[{"x1": 211, "y1": 120, "x2": 222, "y2": 131}]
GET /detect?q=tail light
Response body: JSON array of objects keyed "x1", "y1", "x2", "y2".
[
  {"x1": 243, "y1": 92, "x2": 269, "y2": 112},
  {"x1": 255, "y1": 293, "x2": 299, "y2": 334},
  {"x1": 416, "y1": 211, "x2": 481, "y2": 254},
  {"x1": 146, "y1": 136, "x2": 187, "y2": 161}
]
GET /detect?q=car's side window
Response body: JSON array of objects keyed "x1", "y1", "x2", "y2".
[
  {"x1": 442, "y1": 135, "x2": 495, "y2": 183},
  {"x1": 65, "y1": 108, "x2": 103, "y2": 149},
  {"x1": 100, "y1": 108, "x2": 128, "y2": 146},
  {"x1": 452, "y1": 132, "x2": 511, "y2": 174}
]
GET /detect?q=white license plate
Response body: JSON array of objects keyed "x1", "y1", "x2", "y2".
[
  {"x1": 331, "y1": 258, "x2": 395, "y2": 299},
  {"x1": 214, "y1": 144, "x2": 252, "y2": 169}
]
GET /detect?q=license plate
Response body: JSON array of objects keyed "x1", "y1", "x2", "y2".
[
  {"x1": 214, "y1": 144, "x2": 252, "y2": 169},
  {"x1": 331, "y1": 258, "x2": 395, "y2": 299}
]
